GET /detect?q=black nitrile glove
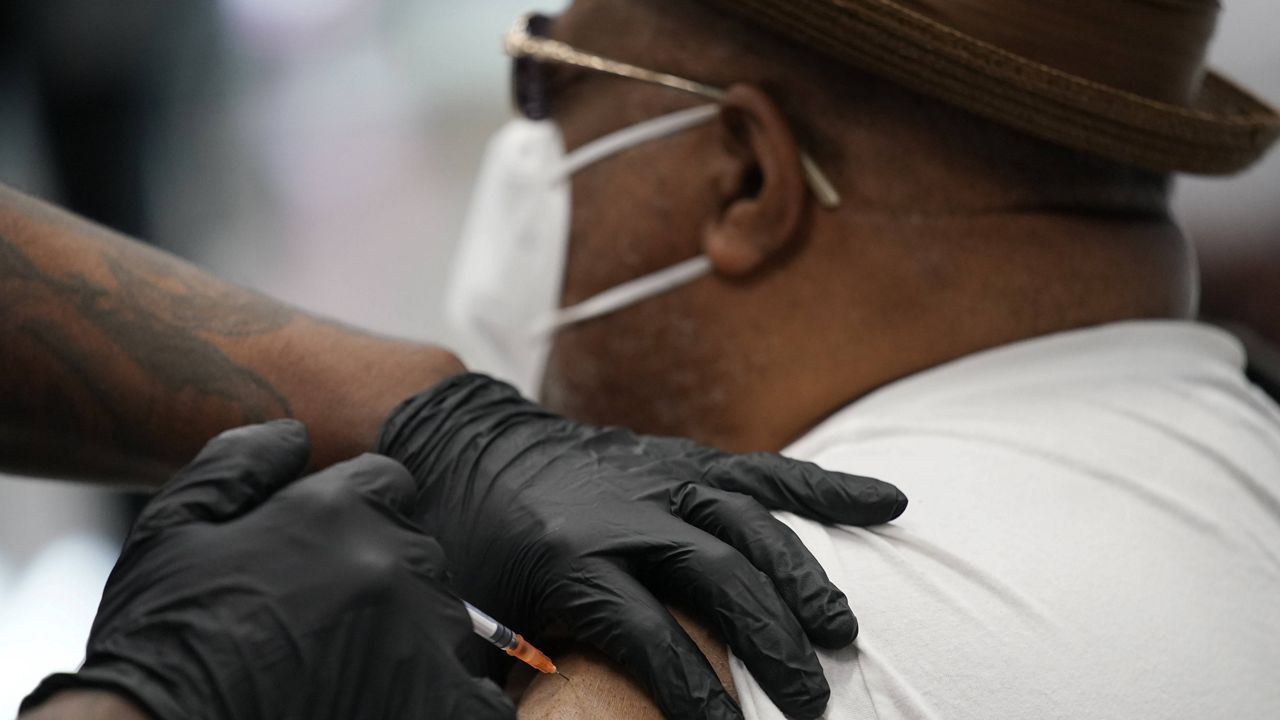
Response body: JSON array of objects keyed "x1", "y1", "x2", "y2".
[
  {"x1": 377, "y1": 374, "x2": 908, "y2": 720},
  {"x1": 21, "y1": 420, "x2": 514, "y2": 720}
]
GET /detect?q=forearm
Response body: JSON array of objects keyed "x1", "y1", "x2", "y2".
[
  {"x1": 19, "y1": 690, "x2": 151, "y2": 720},
  {"x1": 0, "y1": 184, "x2": 464, "y2": 486}
]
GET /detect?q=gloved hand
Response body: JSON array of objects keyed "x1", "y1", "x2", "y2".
[
  {"x1": 20, "y1": 420, "x2": 515, "y2": 720},
  {"x1": 377, "y1": 374, "x2": 908, "y2": 720}
]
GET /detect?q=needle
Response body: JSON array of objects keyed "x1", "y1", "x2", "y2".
[{"x1": 465, "y1": 601, "x2": 567, "y2": 680}]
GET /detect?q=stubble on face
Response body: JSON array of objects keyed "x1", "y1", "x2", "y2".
[{"x1": 536, "y1": 0, "x2": 746, "y2": 443}]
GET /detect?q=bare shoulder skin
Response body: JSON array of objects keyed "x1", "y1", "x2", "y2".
[
  {"x1": 517, "y1": 611, "x2": 735, "y2": 720},
  {"x1": 19, "y1": 691, "x2": 151, "y2": 720}
]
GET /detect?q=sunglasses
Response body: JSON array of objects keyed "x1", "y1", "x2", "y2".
[{"x1": 504, "y1": 13, "x2": 842, "y2": 209}]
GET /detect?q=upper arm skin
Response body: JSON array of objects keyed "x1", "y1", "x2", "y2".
[
  {"x1": 19, "y1": 690, "x2": 153, "y2": 720},
  {"x1": 516, "y1": 610, "x2": 735, "y2": 719}
]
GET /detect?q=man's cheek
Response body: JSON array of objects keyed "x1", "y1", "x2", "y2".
[
  {"x1": 560, "y1": 176, "x2": 616, "y2": 307},
  {"x1": 564, "y1": 163, "x2": 678, "y2": 302}
]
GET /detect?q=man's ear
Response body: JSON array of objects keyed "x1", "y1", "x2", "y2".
[{"x1": 703, "y1": 84, "x2": 808, "y2": 277}]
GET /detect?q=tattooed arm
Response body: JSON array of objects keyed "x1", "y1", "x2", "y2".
[{"x1": 0, "y1": 184, "x2": 464, "y2": 486}]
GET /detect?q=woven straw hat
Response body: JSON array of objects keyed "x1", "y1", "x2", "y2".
[{"x1": 699, "y1": 0, "x2": 1280, "y2": 175}]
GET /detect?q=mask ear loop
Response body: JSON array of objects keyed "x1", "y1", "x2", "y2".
[
  {"x1": 531, "y1": 105, "x2": 723, "y2": 336},
  {"x1": 553, "y1": 105, "x2": 721, "y2": 178},
  {"x1": 532, "y1": 256, "x2": 714, "y2": 334}
]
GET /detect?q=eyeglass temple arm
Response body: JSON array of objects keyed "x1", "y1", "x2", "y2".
[{"x1": 506, "y1": 27, "x2": 842, "y2": 209}]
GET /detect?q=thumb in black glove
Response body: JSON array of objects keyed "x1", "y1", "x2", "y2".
[{"x1": 21, "y1": 420, "x2": 514, "y2": 720}]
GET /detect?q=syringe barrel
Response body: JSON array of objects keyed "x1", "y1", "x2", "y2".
[
  {"x1": 505, "y1": 634, "x2": 557, "y2": 675},
  {"x1": 465, "y1": 601, "x2": 556, "y2": 674},
  {"x1": 466, "y1": 602, "x2": 516, "y2": 649}
]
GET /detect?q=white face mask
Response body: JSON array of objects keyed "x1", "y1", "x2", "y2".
[{"x1": 445, "y1": 105, "x2": 720, "y2": 398}]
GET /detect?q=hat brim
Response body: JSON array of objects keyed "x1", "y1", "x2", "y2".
[{"x1": 705, "y1": 0, "x2": 1280, "y2": 174}]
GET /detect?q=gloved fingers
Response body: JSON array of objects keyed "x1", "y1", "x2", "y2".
[
  {"x1": 701, "y1": 453, "x2": 908, "y2": 526},
  {"x1": 393, "y1": 591, "x2": 516, "y2": 720},
  {"x1": 398, "y1": 531, "x2": 455, "y2": 592},
  {"x1": 643, "y1": 522, "x2": 831, "y2": 720},
  {"x1": 135, "y1": 420, "x2": 311, "y2": 536},
  {"x1": 328, "y1": 453, "x2": 419, "y2": 517},
  {"x1": 284, "y1": 460, "x2": 454, "y2": 587},
  {"x1": 544, "y1": 561, "x2": 743, "y2": 720},
  {"x1": 395, "y1": 573, "x2": 516, "y2": 720},
  {"x1": 454, "y1": 632, "x2": 515, "y2": 684},
  {"x1": 374, "y1": 373, "x2": 540, "y2": 479},
  {"x1": 672, "y1": 484, "x2": 856, "y2": 648}
]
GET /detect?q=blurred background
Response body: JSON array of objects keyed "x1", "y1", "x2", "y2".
[{"x1": 0, "y1": 0, "x2": 1276, "y2": 714}]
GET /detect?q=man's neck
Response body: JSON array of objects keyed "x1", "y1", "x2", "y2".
[{"x1": 710, "y1": 212, "x2": 1195, "y2": 453}]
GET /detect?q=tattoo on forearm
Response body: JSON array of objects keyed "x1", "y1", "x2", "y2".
[
  {"x1": 105, "y1": 243, "x2": 297, "y2": 337},
  {"x1": 0, "y1": 227, "x2": 295, "y2": 462}
]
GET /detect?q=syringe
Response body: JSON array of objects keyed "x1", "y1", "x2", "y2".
[{"x1": 465, "y1": 601, "x2": 570, "y2": 681}]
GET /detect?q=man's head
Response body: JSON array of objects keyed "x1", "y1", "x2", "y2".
[{"x1": 530, "y1": 0, "x2": 1240, "y2": 450}]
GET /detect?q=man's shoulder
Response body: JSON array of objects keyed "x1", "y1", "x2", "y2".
[
  {"x1": 788, "y1": 320, "x2": 1280, "y2": 485},
  {"x1": 748, "y1": 329, "x2": 1280, "y2": 720},
  {"x1": 792, "y1": 358, "x2": 1280, "y2": 526}
]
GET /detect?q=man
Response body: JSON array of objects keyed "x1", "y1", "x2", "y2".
[
  {"x1": 4, "y1": 0, "x2": 1280, "y2": 718},
  {"x1": 483, "y1": 0, "x2": 1280, "y2": 718}
]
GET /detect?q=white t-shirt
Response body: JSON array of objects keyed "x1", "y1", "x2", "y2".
[{"x1": 732, "y1": 321, "x2": 1280, "y2": 720}]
